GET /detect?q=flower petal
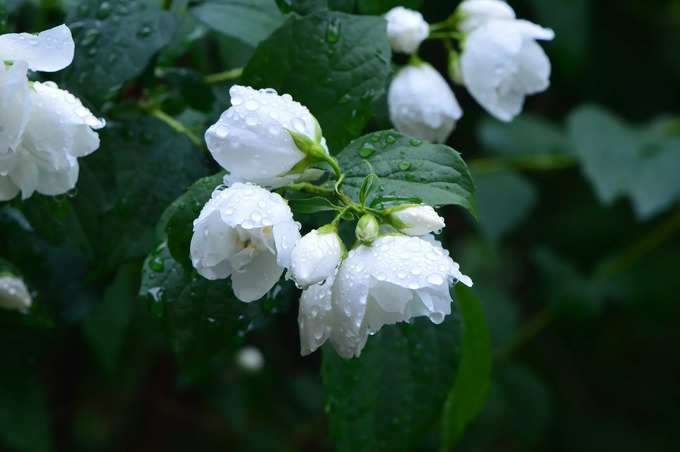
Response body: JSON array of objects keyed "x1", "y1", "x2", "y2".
[
  {"x1": 232, "y1": 250, "x2": 283, "y2": 302},
  {"x1": 0, "y1": 61, "x2": 30, "y2": 154},
  {"x1": 298, "y1": 274, "x2": 335, "y2": 356},
  {"x1": 190, "y1": 209, "x2": 240, "y2": 279},
  {"x1": 0, "y1": 24, "x2": 74, "y2": 72},
  {"x1": 273, "y1": 221, "x2": 301, "y2": 269},
  {"x1": 0, "y1": 175, "x2": 19, "y2": 201}
]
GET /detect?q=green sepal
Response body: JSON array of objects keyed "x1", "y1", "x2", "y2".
[
  {"x1": 448, "y1": 50, "x2": 463, "y2": 84},
  {"x1": 283, "y1": 128, "x2": 329, "y2": 176},
  {"x1": 286, "y1": 128, "x2": 327, "y2": 160}
]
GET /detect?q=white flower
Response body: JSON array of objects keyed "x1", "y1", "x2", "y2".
[
  {"x1": 387, "y1": 204, "x2": 445, "y2": 236},
  {"x1": 384, "y1": 6, "x2": 430, "y2": 54},
  {"x1": 0, "y1": 24, "x2": 74, "y2": 72},
  {"x1": 0, "y1": 274, "x2": 32, "y2": 311},
  {"x1": 460, "y1": 19, "x2": 554, "y2": 121},
  {"x1": 0, "y1": 81, "x2": 105, "y2": 200},
  {"x1": 290, "y1": 226, "x2": 343, "y2": 289},
  {"x1": 388, "y1": 63, "x2": 462, "y2": 143},
  {"x1": 1, "y1": 24, "x2": 76, "y2": 187},
  {"x1": 0, "y1": 60, "x2": 30, "y2": 158},
  {"x1": 190, "y1": 182, "x2": 301, "y2": 302},
  {"x1": 456, "y1": 0, "x2": 516, "y2": 33},
  {"x1": 235, "y1": 346, "x2": 264, "y2": 372},
  {"x1": 205, "y1": 85, "x2": 328, "y2": 189},
  {"x1": 298, "y1": 235, "x2": 472, "y2": 358}
]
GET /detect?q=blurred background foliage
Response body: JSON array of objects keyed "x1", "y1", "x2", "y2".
[{"x1": 1, "y1": 0, "x2": 679, "y2": 451}]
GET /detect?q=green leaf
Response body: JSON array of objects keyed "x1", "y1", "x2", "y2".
[
  {"x1": 82, "y1": 262, "x2": 140, "y2": 373},
  {"x1": 0, "y1": 323, "x2": 53, "y2": 452},
  {"x1": 322, "y1": 315, "x2": 462, "y2": 451},
  {"x1": 472, "y1": 169, "x2": 537, "y2": 242},
  {"x1": 62, "y1": 0, "x2": 178, "y2": 107},
  {"x1": 527, "y1": 0, "x2": 591, "y2": 76},
  {"x1": 241, "y1": 11, "x2": 392, "y2": 152},
  {"x1": 335, "y1": 130, "x2": 476, "y2": 215},
  {"x1": 478, "y1": 114, "x2": 571, "y2": 157},
  {"x1": 532, "y1": 248, "x2": 612, "y2": 318},
  {"x1": 441, "y1": 285, "x2": 492, "y2": 449},
  {"x1": 18, "y1": 116, "x2": 212, "y2": 280},
  {"x1": 191, "y1": 0, "x2": 285, "y2": 47},
  {"x1": 276, "y1": 0, "x2": 328, "y2": 14},
  {"x1": 81, "y1": 116, "x2": 212, "y2": 276},
  {"x1": 568, "y1": 105, "x2": 680, "y2": 220},
  {"x1": 458, "y1": 364, "x2": 553, "y2": 450},
  {"x1": 357, "y1": 0, "x2": 421, "y2": 15},
  {"x1": 288, "y1": 196, "x2": 339, "y2": 214},
  {"x1": 139, "y1": 242, "x2": 291, "y2": 379},
  {"x1": 12, "y1": 194, "x2": 95, "y2": 259},
  {"x1": 165, "y1": 172, "x2": 226, "y2": 270}
]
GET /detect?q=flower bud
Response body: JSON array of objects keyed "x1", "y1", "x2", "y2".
[
  {"x1": 290, "y1": 225, "x2": 344, "y2": 289},
  {"x1": 384, "y1": 6, "x2": 429, "y2": 54},
  {"x1": 205, "y1": 85, "x2": 328, "y2": 189},
  {"x1": 235, "y1": 346, "x2": 264, "y2": 372},
  {"x1": 355, "y1": 214, "x2": 379, "y2": 243},
  {"x1": 0, "y1": 274, "x2": 32, "y2": 311},
  {"x1": 388, "y1": 62, "x2": 462, "y2": 143},
  {"x1": 387, "y1": 204, "x2": 445, "y2": 236}
]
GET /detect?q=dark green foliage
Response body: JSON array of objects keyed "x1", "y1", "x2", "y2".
[
  {"x1": 322, "y1": 314, "x2": 462, "y2": 451},
  {"x1": 336, "y1": 130, "x2": 476, "y2": 214},
  {"x1": 241, "y1": 11, "x2": 391, "y2": 151}
]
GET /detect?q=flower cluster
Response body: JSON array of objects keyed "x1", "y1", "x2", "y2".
[
  {"x1": 0, "y1": 25, "x2": 105, "y2": 201},
  {"x1": 191, "y1": 86, "x2": 472, "y2": 358},
  {"x1": 384, "y1": 0, "x2": 554, "y2": 142}
]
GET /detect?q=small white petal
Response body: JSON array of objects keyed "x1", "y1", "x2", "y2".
[
  {"x1": 232, "y1": 250, "x2": 283, "y2": 302},
  {"x1": 0, "y1": 275, "x2": 32, "y2": 311},
  {"x1": 388, "y1": 63, "x2": 462, "y2": 143},
  {"x1": 205, "y1": 85, "x2": 327, "y2": 188},
  {"x1": 273, "y1": 221, "x2": 301, "y2": 269},
  {"x1": 0, "y1": 24, "x2": 74, "y2": 72},
  {"x1": 0, "y1": 61, "x2": 30, "y2": 156},
  {"x1": 457, "y1": 0, "x2": 516, "y2": 33},
  {"x1": 290, "y1": 229, "x2": 343, "y2": 289},
  {"x1": 0, "y1": 175, "x2": 19, "y2": 201},
  {"x1": 235, "y1": 346, "x2": 265, "y2": 372},
  {"x1": 384, "y1": 6, "x2": 430, "y2": 54},
  {"x1": 298, "y1": 274, "x2": 336, "y2": 356}
]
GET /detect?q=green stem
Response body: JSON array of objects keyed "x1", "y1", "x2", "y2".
[
  {"x1": 331, "y1": 206, "x2": 351, "y2": 226},
  {"x1": 428, "y1": 31, "x2": 464, "y2": 41},
  {"x1": 286, "y1": 182, "x2": 335, "y2": 197},
  {"x1": 495, "y1": 306, "x2": 555, "y2": 363},
  {"x1": 204, "y1": 68, "x2": 244, "y2": 84},
  {"x1": 469, "y1": 154, "x2": 578, "y2": 173},
  {"x1": 162, "y1": 0, "x2": 173, "y2": 10},
  {"x1": 150, "y1": 109, "x2": 202, "y2": 148},
  {"x1": 593, "y1": 208, "x2": 680, "y2": 280},
  {"x1": 497, "y1": 208, "x2": 680, "y2": 362}
]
